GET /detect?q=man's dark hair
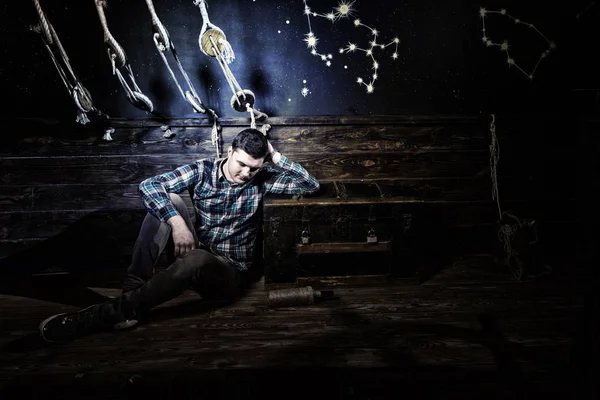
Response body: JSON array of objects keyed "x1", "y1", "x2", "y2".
[{"x1": 231, "y1": 128, "x2": 269, "y2": 159}]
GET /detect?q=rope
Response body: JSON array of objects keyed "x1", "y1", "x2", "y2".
[
  {"x1": 267, "y1": 287, "x2": 318, "y2": 308},
  {"x1": 497, "y1": 212, "x2": 537, "y2": 281},
  {"x1": 489, "y1": 115, "x2": 539, "y2": 280},
  {"x1": 252, "y1": 107, "x2": 268, "y2": 122},
  {"x1": 115, "y1": 68, "x2": 133, "y2": 100},
  {"x1": 194, "y1": 0, "x2": 235, "y2": 63},
  {"x1": 332, "y1": 181, "x2": 348, "y2": 201},
  {"x1": 211, "y1": 118, "x2": 220, "y2": 158},
  {"x1": 156, "y1": 40, "x2": 186, "y2": 98},
  {"x1": 498, "y1": 219, "x2": 520, "y2": 280},
  {"x1": 209, "y1": 35, "x2": 269, "y2": 128},
  {"x1": 489, "y1": 114, "x2": 502, "y2": 220},
  {"x1": 49, "y1": 24, "x2": 76, "y2": 82},
  {"x1": 144, "y1": 0, "x2": 161, "y2": 31},
  {"x1": 145, "y1": 0, "x2": 214, "y2": 115},
  {"x1": 94, "y1": 0, "x2": 153, "y2": 113},
  {"x1": 194, "y1": 0, "x2": 268, "y2": 130},
  {"x1": 247, "y1": 103, "x2": 256, "y2": 129},
  {"x1": 172, "y1": 47, "x2": 206, "y2": 112},
  {"x1": 42, "y1": 40, "x2": 72, "y2": 92},
  {"x1": 488, "y1": 114, "x2": 517, "y2": 275},
  {"x1": 209, "y1": 35, "x2": 242, "y2": 98},
  {"x1": 95, "y1": 1, "x2": 127, "y2": 69},
  {"x1": 33, "y1": 0, "x2": 53, "y2": 45},
  {"x1": 32, "y1": 0, "x2": 107, "y2": 124}
]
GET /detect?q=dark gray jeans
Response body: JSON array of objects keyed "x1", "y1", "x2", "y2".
[{"x1": 98, "y1": 193, "x2": 243, "y2": 326}]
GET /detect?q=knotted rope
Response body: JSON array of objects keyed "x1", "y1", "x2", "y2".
[
  {"x1": 193, "y1": 0, "x2": 268, "y2": 127},
  {"x1": 144, "y1": 0, "x2": 221, "y2": 156},
  {"x1": 497, "y1": 212, "x2": 537, "y2": 280},
  {"x1": 489, "y1": 114, "x2": 501, "y2": 220},
  {"x1": 31, "y1": 0, "x2": 108, "y2": 124},
  {"x1": 194, "y1": 0, "x2": 235, "y2": 63},
  {"x1": 489, "y1": 114, "x2": 537, "y2": 280},
  {"x1": 94, "y1": 0, "x2": 153, "y2": 113},
  {"x1": 33, "y1": 0, "x2": 53, "y2": 45}
]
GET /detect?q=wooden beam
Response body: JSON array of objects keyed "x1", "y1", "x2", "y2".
[{"x1": 296, "y1": 241, "x2": 393, "y2": 254}]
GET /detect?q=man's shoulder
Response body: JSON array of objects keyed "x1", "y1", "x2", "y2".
[{"x1": 195, "y1": 157, "x2": 220, "y2": 169}]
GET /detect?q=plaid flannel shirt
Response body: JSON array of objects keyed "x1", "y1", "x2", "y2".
[{"x1": 139, "y1": 153, "x2": 320, "y2": 270}]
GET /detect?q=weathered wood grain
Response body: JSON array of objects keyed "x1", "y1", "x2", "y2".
[
  {"x1": 0, "y1": 368, "x2": 578, "y2": 400},
  {"x1": 0, "y1": 125, "x2": 490, "y2": 157},
  {"x1": 0, "y1": 177, "x2": 551, "y2": 213},
  {"x1": 0, "y1": 184, "x2": 197, "y2": 212},
  {"x1": 0, "y1": 115, "x2": 582, "y2": 281},
  {"x1": 0, "y1": 151, "x2": 490, "y2": 185},
  {"x1": 5, "y1": 115, "x2": 489, "y2": 130},
  {"x1": 0, "y1": 212, "x2": 577, "y2": 254},
  {"x1": 295, "y1": 241, "x2": 393, "y2": 254},
  {"x1": 0, "y1": 256, "x2": 585, "y2": 397},
  {"x1": 0, "y1": 210, "x2": 146, "y2": 240}
]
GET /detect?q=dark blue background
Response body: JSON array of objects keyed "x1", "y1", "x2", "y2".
[{"x1": 1, "y1": 0, "x2": 597, "y2": 120}]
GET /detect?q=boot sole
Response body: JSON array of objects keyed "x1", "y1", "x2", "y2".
[
  {"x1": 113, "y1": 319, "x2": 138, "y2": 330},
  {"x1": 38, "y1": 313, "x2": 67, "y2": 343},
  {"x1": 38, "y1": 305, "x2": 98, "y2": 343}
]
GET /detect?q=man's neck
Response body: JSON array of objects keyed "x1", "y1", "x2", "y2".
[{"x1": 221, "y1": 158, "x2": 236, "y2": 184}]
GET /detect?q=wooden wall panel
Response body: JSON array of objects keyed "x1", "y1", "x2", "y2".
[
  {"x1": 0, "y1": 185, "x2": 144, "y2": 211},
  {"x1": 0, "y1": 115, "x2": 582, "y2": 273},
  {"x1": 0, "y1": 177, "x2": 544, "y2": 213},
  {"x1": 0, "y1": 151, "x2": 490, "y2": 185},
  {"x1": 0, "y1": 125, "x2": 489, "y2": 158},
  {"x1": 0, "y1": 210, "x2": 145, "y2": 240}
]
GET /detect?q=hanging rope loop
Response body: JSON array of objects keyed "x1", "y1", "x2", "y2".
[
  {"x1": 489, "y1": 114, "x2": 502, "y2": 220},
  {"x1": 145, "y1": 0, "x2": 170, "y2": 52},
  {"x1": 144, "y1": 0, "x2": 216, "y2": 117},
  {"x1": 195, "y1": 0, "x2": 235, "y2": 63},
  {"x1": 32, "y1": 0, "x2": 108, "y2": 124},
  {"x1": 94, "y1": 0, "x2": 153, "y2": 113},
  {"x1": 95, "y1": 1, "x2": 127, "y2": 68},
  {"x1": 193, "y1": 0, "x2": 268, "y2": 153},
  {"x1": 32, "y1": 0, "x2": 53, "y2": 44},
  {"x1": 489, "y1": 115, "x2": 540, "y2": 280}
]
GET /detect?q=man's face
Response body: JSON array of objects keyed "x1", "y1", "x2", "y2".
[{"x1": 225, "y1": 147, "x2": 264, "y2": 184}]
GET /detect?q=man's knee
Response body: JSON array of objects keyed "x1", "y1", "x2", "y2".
[
  {"x1": 193, "y1": 260, "x2": 240, "y2": 302},
  {"x1": 170, "y1": 249, "x2": 210, "y2": 281},
  {"x1": 168, "y1": 193, "x2": 187, "y2": 213}
]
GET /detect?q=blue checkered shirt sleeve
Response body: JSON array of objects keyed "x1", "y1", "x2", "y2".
[
  {"x1": 139, "y1": 162, "x2": 203, "y2": 222},
  {"x1": 263, "y1": 154, "x2": 320, "y2": 195}
]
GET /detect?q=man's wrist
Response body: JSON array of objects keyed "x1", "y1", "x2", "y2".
[
  {"x1": 167, "y1": 214, "x2": 185, "y2": 227},
  {"x1": 270, "y1": 150, "x2": 281, "y2": 163}
]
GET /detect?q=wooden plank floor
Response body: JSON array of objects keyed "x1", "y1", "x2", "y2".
[{"x1": 0, "y1": 255, "x2": 592, "y2": 399}]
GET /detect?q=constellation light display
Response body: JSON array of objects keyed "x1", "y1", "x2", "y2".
[
  {"x1": 301, "y1": 79, "x2": 311, "y2": 97},
  {"x1": 301, "y1": 0, "x2": 399, "y2": 93},
  {"x1": 479, "y1": 7, "x2": 556, "y2": 80}
]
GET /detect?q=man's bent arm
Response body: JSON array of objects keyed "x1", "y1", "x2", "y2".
[
  {"x1": 263, "y1": 152, "x2": 320, "y2": 195},
  {"x1": 139, "y1": 162, "x2": 203, "y2": 222}
]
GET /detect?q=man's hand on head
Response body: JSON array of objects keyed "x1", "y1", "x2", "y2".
[
  {"x1": 260, "y1": 124, "x2": 271, "y2": 136},
  {"x1": 260, "y1": 124, "x2": 280, "y2": 163}
]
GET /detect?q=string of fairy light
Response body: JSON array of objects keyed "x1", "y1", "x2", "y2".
[
  {"x1": 301, "y1": 0, "x2": 399, "y2": 93},
  {"x1": 479, "y1": 7, "x2": 556, "y2": 80}
]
